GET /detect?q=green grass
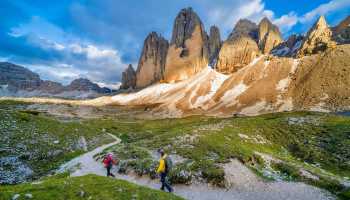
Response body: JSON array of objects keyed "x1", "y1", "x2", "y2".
[
  {"x1": 1, "y1": 100, "x2": 349, "y2": 198},
  {"x1": 0, "y1": 175, "x2": 183, "y2": 200},
  {"x1": 0, "y1": 101, "x2": 113, "y2": 183}
]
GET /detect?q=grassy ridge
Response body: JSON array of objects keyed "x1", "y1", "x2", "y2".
[{"x1": 0, "y1": 175, "x2": 183, "y2": 200}]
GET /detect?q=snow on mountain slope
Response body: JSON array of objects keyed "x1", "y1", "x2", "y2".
[
  {"x1": 110, "y1": 56, "x2": 300, "y2": 117},
  {"x1": 5, "y1": 45, "x2": 349, "y2": 118}
]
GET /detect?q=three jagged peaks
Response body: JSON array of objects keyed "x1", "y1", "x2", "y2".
[{"x1": 120, "y1": 8, "x2": 349, "y2": 90}]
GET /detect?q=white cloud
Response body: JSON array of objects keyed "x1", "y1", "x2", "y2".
[
  {"x1": 206, "y1": 0, "x2": 350, "y2": 37},
  {"x1": 273, "y1": 12, "x2": 299, "y2": 33},
  {"x1": 208, "y1": 0, "x2": 267, "y2": 34},
  {"x1": 300, "y1": 0, "x2": 350, "y2": 23},
  {"x1": 7, "y1": 16, "x2": 128, "y2": 86}
]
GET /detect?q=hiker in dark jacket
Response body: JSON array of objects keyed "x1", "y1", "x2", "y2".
[
  {"x1": 156, "y1": 149, "x2": 173, "y2": 192},
  {"x1": 103, "y1": 153, "x2": 117, "y2": 177}
]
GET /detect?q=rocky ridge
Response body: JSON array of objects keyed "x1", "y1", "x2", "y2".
[
  {"x1": 271, "y1": 34, "x2": 304, "y2": 57},
  {"x1": 332, "y1": 15, "x2": 350, "y2": 44},
  {"x1": 0, "y1": 62, "x2": 112, "y2": 99}
]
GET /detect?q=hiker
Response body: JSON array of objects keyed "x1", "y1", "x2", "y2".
[
  {"x1": 156, "y1": 149, "x2": 173, "y2": 192},
  {"x1": 103, "y1": 153, "x2": 117, "y2": 177}
]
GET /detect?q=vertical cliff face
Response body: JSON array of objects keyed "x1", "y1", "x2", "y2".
[
  {"x1": 136, "y1": 32, "x2": 169, "y2": 88},
  {"x1": 215, "y1": 19, "x2": 260, "y2": 74},
  {"x1": 258, "y1": 17, "x2": 283, "y2": 54},
  {"x1": 208, "y1": 26, "x2": 222, "y2": 66},
  {"x1": 298, "y1": 16, "x2": 336, "y2": 57},
  {"x1": 332, "y1": 15, "x2": 350, "y2": 44},
  {"x1": 121, "y1": 64, "x2": 136, "y2": 89},
  {"x1": 163, "y1": 7, "x2": 209, "y2": 83}
]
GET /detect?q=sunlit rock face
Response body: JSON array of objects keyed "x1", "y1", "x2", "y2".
[
  {"x1": 136, "y1": 32, "x2": 169, "y2": 88},
  {"x1": 258, "y1": 17, "x2": 283, "y2": 54},
  {"x1": 297, "y1": 16, "x2": 336, "y2": 57},
  {"x1": 163, "y1": 7, "x2": 209, "y2": 83},
  {"x1": 215, "y1": 19, "x2": 260, "y2": 74}
]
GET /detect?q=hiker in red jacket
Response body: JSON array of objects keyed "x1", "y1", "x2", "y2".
[{"x1": 103, "y1": 153, "x2": 117, "y2": 177}]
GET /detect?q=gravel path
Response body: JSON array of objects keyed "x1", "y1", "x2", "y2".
[{"x1": 57, "y1": 135, "x2": 335, "y2": 200}]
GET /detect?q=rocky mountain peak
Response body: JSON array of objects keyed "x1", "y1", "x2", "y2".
[
  {"x1": 170, "y1": 7, "x2": 207, "y2": 49},
  {"x1": 163, "y1": 7, "x2": 209, "y2": 82},
  {"x1": 208, "y1": 25, "x2": 222, "y2": 66},
  {"x1": 0, "y1": 62, "x2": 41, "y2": 91},
  {"x1": 121, "y1": 64, "x2": 136, "y2": 90},
  {"x1": 258, "y1": 17, "x2": 282, "y2": 54},
  {"x1": 228, "y1": 19, "x2": 258, "y2": 41},
  {"x1": 136, "y1": 32, "x2": 169, "y2": 88},
  {"x1": 67, "y1": 78, "x2": 99, "y2": 91},
  {"x1": 298, "y1": 15, "x2": 336, "y2": 57}
]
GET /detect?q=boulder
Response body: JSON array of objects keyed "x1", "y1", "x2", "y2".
[
  {"x1": 297, "y1": 16, "x2": 336, "y2": 57},
  {"x1": 208, "y1": 26, "x2": 222, "y2": 66},
  {"x1": 332, "y1": 15, "x2": 350, "y2": 44},
  {"x1": 258, "y1": 17, "x2": 283, "y2": 54},
  {"x1": 121, "y1": 64, "x2": 136, "y2": 89},
  {"x1": 136, "y1": 32, "x2": 169, "y2": 88},
  {"x1": 216, "y1": 19, "x2": 260, "y2": 74},
  {"x1": 163, "y1": 7, "x2": 209, "y2": 82}
]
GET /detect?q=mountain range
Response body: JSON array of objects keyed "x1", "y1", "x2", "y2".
[
  {"x1": 0, "y1": 62, "x2": 113, "y2": 99},
  {"x1": 115, "y1": 8, "x2": 350, "y2": 117},
  {"x1": 1, "y1": 7, "x2": 349, "y2": 117}
]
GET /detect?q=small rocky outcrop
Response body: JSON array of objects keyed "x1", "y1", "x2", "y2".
[
  {"x1": 216, "y1": 19, "x2": 260, "y2": 74},
  {"x1": 271, "y1": 34, "x2": 304, "y2": 57},
  {"x1": 121, "y1": 64, "x2": 136, "y2": 89},
  {"x1": 208, "y1": 26, "x2": 222, "y2": 66},
  {"x1": 298, "y1": 16, "x2": 336, "y2": 57},
  {"x1": 163, "y1": 7, "x2": 209, "y2": 82},
  {"x1": 136, "y1": 32, "x2": 169, "y2": 88},
  {"x1": 66, "y1": 78, "x2": 110, "y2": 93},
  {"x1": 332, "y1": 15, "x2": 350, "y2": 44},
  {"x1": 258, "y1": 17, "x2": 283, "y2": 54}
]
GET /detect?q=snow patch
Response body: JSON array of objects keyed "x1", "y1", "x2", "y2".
[
  {"x1": 221, "y1": 82, "x2": 248, "y2": 106},
  {"x1": 193, "y1": 72, "x2": 228, "y2": 108},
  {"x1": 240, "y1": 101, "x2": 267, "y2": 115}
]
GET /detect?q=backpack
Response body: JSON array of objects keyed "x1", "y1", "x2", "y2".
[
  {"x1": 165, "y1": 156, "x2": 173, "y2": 173},
  {"x1": 103, "y1": 155, "x2": 112, "y2": 167}
]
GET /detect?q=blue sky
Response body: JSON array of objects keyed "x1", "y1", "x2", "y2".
[{"x1": 0, "y1": 0, "x2": 349, "y2": 87}]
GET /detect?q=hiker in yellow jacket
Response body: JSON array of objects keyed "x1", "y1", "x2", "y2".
[{"x1": 156, "y1": 149, "x2": 173, "y2": 192}]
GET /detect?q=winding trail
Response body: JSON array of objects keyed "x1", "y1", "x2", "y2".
[
  {"x1": 57, "y1": 133, "x2": 120, "y2": 177},
  {"x1": 57, "y1": 134, "x2": 335, "y2": 200}
]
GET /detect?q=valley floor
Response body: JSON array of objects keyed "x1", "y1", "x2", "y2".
[{"x1": 1, "y1": 100, "x2": 349, "y2": 200}]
